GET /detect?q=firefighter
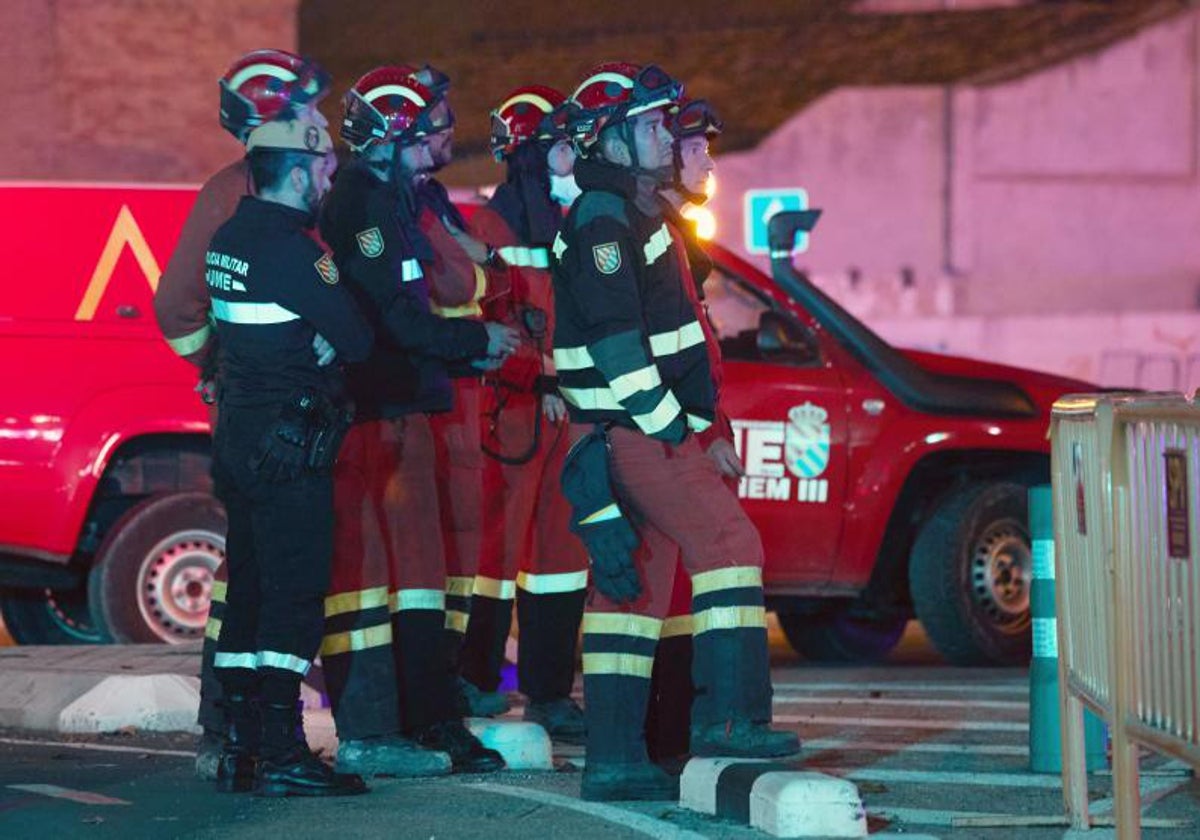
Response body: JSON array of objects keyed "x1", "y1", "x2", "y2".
[
  {"x1": 152, "y1": 48, "x2": 333, "y2": 781},
  {"x1": 552, "y1": 63, "x2": 799, "y2": 802},
  {"x1": 207, "y1": 113, "x2": 369, "y2": 797},
  {"x1": 318, "y1": 66, "x2": 515, "y2": 774},
  {"x1": 645, "y1": 96, "x2": 743, "y2": 769},
  {"x1": 460, "y1": 86, "x2": 589, "y2": 743},
  {"x1": 408, "y1": 65, "x2": 511, "y2": 718}
]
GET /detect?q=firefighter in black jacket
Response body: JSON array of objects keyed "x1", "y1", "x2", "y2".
[
  {"x1": 317, "y1": 67, "x2": 517, "y2": 775},
  {"x1": 552, "y1": 63, "x2": 799, "y2": 802},
  {"x1": 207, "y1": 115, "x2": 370, "y2": 797}
]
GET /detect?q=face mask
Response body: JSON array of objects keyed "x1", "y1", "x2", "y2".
[{"x1": 550, "y1": 172, "x2": 581, "y2": 207}]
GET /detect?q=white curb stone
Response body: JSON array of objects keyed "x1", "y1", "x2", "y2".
[
  {"x1": 680, "y1": 757, "x2": 866, "y2": 838},
  {"x1": 57, "y1": 674, "x2": 202, "y2": 734},
  {"x1": 750, "y1": 771, "x2": 866, "y2": 838},
  {"x1": 466, "y1": 718, "x2": 553, "y2": 770}
]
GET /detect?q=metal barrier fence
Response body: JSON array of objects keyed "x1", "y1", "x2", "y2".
[{"x1": 1051, "y1": 393, "x2": 1200, "y2": 838}]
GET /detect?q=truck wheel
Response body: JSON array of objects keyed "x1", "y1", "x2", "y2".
[
  {"x1": 776, "y1": 610, "x2": 907, "y2": 662},
  {"x1": 0, "y1": 586, "x2": 106, "y2": 644},
  {"x1": 909, "y1": 482, "x2": 1032, "y2": 666},
  {"x1": 87, "y1": 492, "x2": 226, "y2": 644}
]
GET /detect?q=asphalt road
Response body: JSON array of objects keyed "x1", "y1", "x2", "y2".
[{"x1": 1, "y1": 623, "x2": 1196, "y2": 839}]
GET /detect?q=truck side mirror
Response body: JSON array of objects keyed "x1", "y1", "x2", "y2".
[{"x1": 757, "y1": 310, "x2": 816, "y2": 365}]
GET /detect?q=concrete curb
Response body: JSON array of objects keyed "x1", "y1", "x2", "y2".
[
  {"x1": 58, "y1": 674, "x2": 202, "y2": 734},
  {"x1": 680, "y1": 757, "x2": 867, "y2": 838},
  {"x1": 467, "y1": 719, "x2": 554, "y2": 771}
]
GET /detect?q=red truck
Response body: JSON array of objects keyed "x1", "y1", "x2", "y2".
[{"x1": 0, "y1": 185, "x2": 1088, "y2": 665}]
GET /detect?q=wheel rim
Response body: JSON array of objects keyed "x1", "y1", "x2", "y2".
[
  {"x1": 136, "y1": 528, "x2": 225, "y2": 643},
  {"x1": 42, "y1": 588, "x2": 104, "y2": 643},
  {"x1": 969, "y1": 520, "x2": 1031, "y2": 635}
]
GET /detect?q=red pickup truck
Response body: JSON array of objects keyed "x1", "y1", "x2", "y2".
[{"x1": 0, "y1": 184, "x2": 1088, "y2": 665}]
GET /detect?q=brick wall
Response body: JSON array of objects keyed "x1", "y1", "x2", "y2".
[{"x1": 0, "y1": 0, "x2": 298, "y2": 184}]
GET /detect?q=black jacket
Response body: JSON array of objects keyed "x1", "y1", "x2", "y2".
[
  {"x1": 319, "y1": 163, "x2": 489, "y2": 419},
  {"x1": 207, "y1": 196, "x2": 370, "y2": 410},
  {"x1": 551, "y1": 158, "x2": 714, "y2": 441}
]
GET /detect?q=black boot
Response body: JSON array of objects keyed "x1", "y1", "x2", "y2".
[
  {"x1": 255, "y1": 701, "x2": 368, "y2": 797},
  {"x1": 412, "y1": 719, "x2": 505, "y2": 774},
  {"x1": 215, "y1": 693, "x2": 259, "y2": 794},
  {"x1": 690, "y1": 628, "x2": 799, "y2": 758},
  {"x1": 645, "y1": 633, "x2": 693, "y2": 770},
  {"x1": 518, "y1": 588, "x2": 586, "y2": 743},
  {"x1": 581, "y1": 673, "x2": 678, "y2": 802},
  {"x1": 460, "y1": 593, "x2": 513, "y2": 693}
]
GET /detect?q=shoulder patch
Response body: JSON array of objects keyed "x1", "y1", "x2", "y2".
[
  {"x1": 592, "y1": 242, "x2": 622, "y2": 276},
  {"x1": 355, "y1": 227, "x2": 384, "y2": 258},
  {"x1": 314, "y1": 253, "x2": 339, "y2": 285}
]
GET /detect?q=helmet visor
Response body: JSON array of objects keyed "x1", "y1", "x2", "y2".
[
  {"x1": 673, "y1": 99, "x2": 723, "y2": 139},
  {"x1": 626, "y1": 64, "x2": 683, "y2": 117},
  {"x1": 341, "y1": 89, "x2": 391, "y2": 150}
]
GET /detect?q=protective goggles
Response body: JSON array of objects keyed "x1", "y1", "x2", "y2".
[
  {"x1": 625, "y1": 64, "x2": 684, "y2": 117},
  {"x1": 672, "y1": 99, "x2": 723, "y2": 139}
]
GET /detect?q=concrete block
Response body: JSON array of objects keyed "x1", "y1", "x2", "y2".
[
  {"x1": 57, "y1": 674, "x2": 201, "y2": 734},
  {"x1": 750, "y1": 771, "x2": 867, "y2": 838},
  {"x1": 681, "y1": 758, "x2": 866, "y2": 838},
  {"x1": 466, "y1": 718, "x2": 553, "y2": 771},
  {"x1": 0, "y1": 671, "x2": 105, "y2": 731}
]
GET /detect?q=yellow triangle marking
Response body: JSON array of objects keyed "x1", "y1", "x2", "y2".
[{"x1": 74, "y1": 205, "x2": 163, "y2": 321}]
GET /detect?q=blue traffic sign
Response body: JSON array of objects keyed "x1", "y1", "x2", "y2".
[{"x1": 743, "y1": 188, "x2": 810, "y2": 255}]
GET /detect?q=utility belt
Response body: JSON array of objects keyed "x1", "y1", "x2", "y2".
[{"x1": 250, "y1": 390, "x2": 355, "y2": 481}]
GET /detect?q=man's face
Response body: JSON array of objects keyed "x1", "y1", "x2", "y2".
[
  {"x1": 300, "y1": 151, "x2": 336, "y2": 209},
  {"x1": 399, "y1": 139, "x2": 434, "y2": 178},
  {"x1": 678, "y1": 136, "x2": 714, "y2": 199},
  {"x1": 546, "y1": 139, "x2": 576, "y2": 177},
  {"x1": 426, "y1": 100, "x2": 454, "y2": 168},
  {"x1": 630, "y1": 108, "x2": 672, "y2": 171}
]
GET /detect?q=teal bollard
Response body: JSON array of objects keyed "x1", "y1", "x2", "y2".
[{"x1": 1028, "y1": 484, "x2": 1106, "y2": 773}]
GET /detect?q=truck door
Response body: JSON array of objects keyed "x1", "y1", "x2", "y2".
[{"x1": 702, "y1": 261, "x2": 849, "y2": 587}]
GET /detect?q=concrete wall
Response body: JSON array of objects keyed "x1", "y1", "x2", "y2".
[
  {"x1": 715, "y1": 9, "x2": 1200, "y2": 318},
  {"x1": 0, "y1": 0, "x2": 298, "y2": 184}
]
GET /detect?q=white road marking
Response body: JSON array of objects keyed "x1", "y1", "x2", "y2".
[
  {"x1": 471, "y1": 782, "x2": 706, "y2": 840},
  {"x1": 774, "y1": 714, "x2": 1027, "y2": 732},
  {"x1": 829, "y1": 766, "x2": 1062, "y2": 789},
  {"x1": 7, "y1": 784, "x2": 130, "y2": 806},
  {"x1": 0, "y1": 736, "x2": 194, "y2": 758},
  {"x1": 771, "y1": 681, "x2": 1026, "y2": 695},
  {"x1": 806, "y1": 737, "x2": 1027, "y2": 756},
  {"x1": 774, "y1": 695, "x2": 1027, "y2": 711}
]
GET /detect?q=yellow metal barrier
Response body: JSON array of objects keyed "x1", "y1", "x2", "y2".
[{"x1": 1051, "y1": 393, "x2": 1200, "y2": 838}]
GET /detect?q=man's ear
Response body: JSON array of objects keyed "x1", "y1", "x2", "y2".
[
  {"x1": 601, "y1": 131, "x2": 630, "y2": 167},
  {"x1": 290, "y1": 162, "x2": 310, "y2": 194}
]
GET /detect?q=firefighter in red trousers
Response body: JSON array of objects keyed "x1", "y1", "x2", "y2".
[
  {"x1": 644, "y1": 96, "x2": 744, "y2": 769},
  {"x1": 459, "y1": 86, "x2": 589, "y2": 743},
  {"x1": 408, "y1": 66, "x2": 514, "y2": 717},
  {"x1": 318, "y1": 67, "x2": 516, "y2": 775},
  {"x1": 152, "y1": 48, "x2": 333, "y2": 781},
  {"x1": 552, "y1": 62, "x2": 799, "y2": 802}
]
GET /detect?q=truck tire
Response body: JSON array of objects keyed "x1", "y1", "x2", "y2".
[
  {"x1": 87, "y1": 492, "x2": 226, "y2": 644},
  {"x1": 0, "y1": 586, "x2": 106, "y2": 644},
  {"x1": 909, "y1": 482, "x2": 1032, "y2": 666},
  {"x1": 776, "y1": 610, "x2": 907, "y2": 662}
]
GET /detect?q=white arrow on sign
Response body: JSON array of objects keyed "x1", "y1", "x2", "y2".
[{"x1": 761, "y1": 197, "x2": 785, "y2": 226}]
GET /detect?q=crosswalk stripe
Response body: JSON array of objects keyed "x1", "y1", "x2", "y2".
[
  {"x1": 774, "y1": 714, "x2": 1027, "y2": 732},
  {"x1": 806, "y1": 738, "x2": 1027, "y2": 756},
  {"x1": 7, "y1": 783, "x2": 131, "y2": 805},
  {"x1": 774, "y1": 694, "x2": 1027, "y2": 711}
]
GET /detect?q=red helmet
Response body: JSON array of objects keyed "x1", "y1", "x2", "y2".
[
  {"x1": 489, "y1": 85, "x2": 567, "y2": 160},
  {"x1": 669, "y1": 97, "x2": 723, "y2": 140},
  {"x1": 219, "y1": 49, "x2": 330, "y2": 143},
  {"x1": 566, "y1": 62, "x2": 683, "y2": 152},
  {"x1": 341, "y1": 66, "x2": 438, "y2": 153}
]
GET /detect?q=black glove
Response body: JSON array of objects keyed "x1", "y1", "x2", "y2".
[
  {"x1": 249, "y1": 394, "x2": 315, "y2": 482},
  {"x1": 561, "y1": 430, "x2": 642, "y2": 604}
]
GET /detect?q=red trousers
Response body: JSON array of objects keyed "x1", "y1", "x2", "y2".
[
  {"x1": 478, "y1": 392, "x2": 589, "y2": 590},
  {"x1": 591, "y1": 427, "x2": 763, "y2": 618}
]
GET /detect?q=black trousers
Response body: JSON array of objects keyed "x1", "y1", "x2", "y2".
[{"x1": 211, "y1": 406, "x2": 334, "y2": 704}]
